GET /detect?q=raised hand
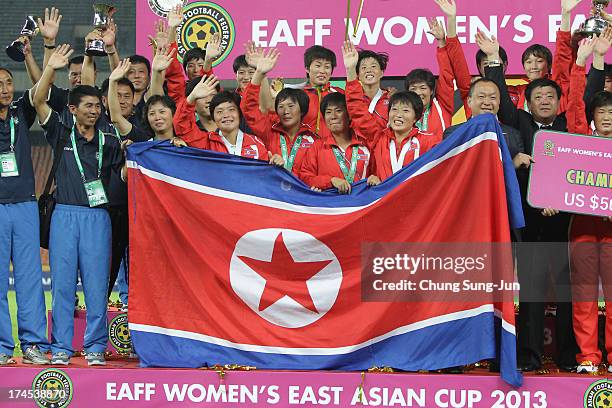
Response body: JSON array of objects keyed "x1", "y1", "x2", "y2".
[
  {"x1": 244, "y1": 41, "x2": 262, "y2": 68},
  {"x1": 562, "y1": 0, "x2": 582, "y2": 14},
  {"x1": 102, "y1": 19, "x2": 117, "y2": 48},
  {"x1": 187, "y1": 74, "x2": 220, "y2": 102},
  {"x1": 23, "y1": 37, "x2": 32, "y2": 57},
  {"x1": 594, "y1": 25, "x2": 612, "y2": 56},
  {"x1": 576, "y1": 37, "x2": 596, "y2": 66},
  {"x1": 148, "y1": 20, "x2": 169, "y2": 50},
  {"x1": 152, "y1": 46, "x2": 177, "y2": 72},
  {"x1": 342, "y1": 40, "x2": 359, "y2": 72},
  {"x1": 434, "y1": 0, "x2": 456, "y2": 17},
  {"x1": 205, "y1": 32, "x2": 222, "y2": 62},
  {"x1": 38, "y1": 7, "x2": 62, "y2": 43},
  {"x1": 256, "y1": 48, "x2": 280, "y2": 75},
  {"x1": 270, "y1": 78, "x2": 284, "y2": 98},
  {"x1": 47, "y1": 44, "x2": 74, "y2": 70},
  {"x1": 110, "y1": 59, "x2": 131, "y2": 81},
  {"x1": 475, "y1": 31, "x2": 499, "y2": 57},
  {"x1": 428, "y1": 18, "x2": 446, "y2": 46},
  {"x1": 167, "y1": 3, "x2": 184, "y2": 29}
]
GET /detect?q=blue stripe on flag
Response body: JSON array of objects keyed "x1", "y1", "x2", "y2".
[{"x1": 131, "y1": 312, "x2": 521, "y2": 386}]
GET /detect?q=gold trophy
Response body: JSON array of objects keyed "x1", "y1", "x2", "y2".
[
  {"x1": 577, "y1": 0, "x2": 611, "y2": 37},
  {"x1": 5, "y1": 16, "x2": 39, "y2": 62},
  {"x1": 85, "y1": 4, "x2": 117, "y2": 56}
]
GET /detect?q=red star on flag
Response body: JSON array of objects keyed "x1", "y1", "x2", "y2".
[{"x1": 238, "y1": 232, "x2": 333, "y2": 313}]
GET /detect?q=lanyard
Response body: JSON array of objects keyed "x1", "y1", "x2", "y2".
[
  {"x1": 332, "y1": 145, "x2": 359, "y2": 183},
  {"x1": 280, "y1": 135, "x2": 303, "y2": 171},
  {"x1": 71, "y1": 127, "x2": 104, "y2": 183},
  {"x1": 389, "y1": 137, "x2": 420, "y2": 173},
  {"x1": 416, "y1": 104, "x2": 430, "y2": 131},
  {"x1": 8, "y1": 117, "x2": 15, "y2": 151},
  {"x1": 368, "y1": 89, "x2": 384, "y2": 114},
  {"x1": 220, "y1": 130, "x2": 244, "y2": 156}
]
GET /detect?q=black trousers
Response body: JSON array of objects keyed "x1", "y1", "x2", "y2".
[
  {"x1": 107, "y1": 205, "x2": 129, "y2": 300},
  {"x1": 516, "y1": 213, "x2": 579, "y2": 367}
]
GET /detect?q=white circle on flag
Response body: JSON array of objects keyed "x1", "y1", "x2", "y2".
[{"x1": 230, "y1": 228, "x2": 342, "y2": 328}]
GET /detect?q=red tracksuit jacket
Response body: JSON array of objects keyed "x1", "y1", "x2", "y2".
[
  {"x1": 345, "y1": 79, "x2": 436, "y2": 180},
  {"x1": 240, "y1": 83, "x2": 318, "y2": 175},
  {"x1": 173, "y1": 98, "x2": 266, "y2": 159},
  {"x1": 299, "y1": 130, "x2": 370, "y2": 189}
]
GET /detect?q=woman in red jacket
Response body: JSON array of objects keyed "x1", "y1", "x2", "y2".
[
  {"x1": 173, "y1": 76, "x2": 267, "y2": 160},
  {"x1": 299, "y1": 93, "x2": 370, "y2": 193},
  {"x1": 566, "y1": 33, "x2": 612, "y2": 374},
  {"x1": 342, "y1": 40, "x2": 437, "y2": 184},
  {"x1": 241, "y1": 48, "x2": 319, "y2": 176}
]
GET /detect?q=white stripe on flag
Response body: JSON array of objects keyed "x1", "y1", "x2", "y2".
[{"x1": 129, "y1": 304, "x2": 514, "y2": 355}]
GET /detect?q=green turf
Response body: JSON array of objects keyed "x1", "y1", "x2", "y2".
[{"x1": 8, "y1": 290, "x2": 121, "y2": 357}]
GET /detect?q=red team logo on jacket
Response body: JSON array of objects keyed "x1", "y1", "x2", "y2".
[{"x1": 230, "y1": 228, "x2": 342, "y2": 328}]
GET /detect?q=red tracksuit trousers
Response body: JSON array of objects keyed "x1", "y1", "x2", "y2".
[{"x1": 570, "y1": 215, "x2": 612, "y2": 365}]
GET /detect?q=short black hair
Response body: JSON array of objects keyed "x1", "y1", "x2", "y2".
[
  {"x1": 232, "y1": 55, "x2": 251, "y2": 73},
  {"x1": 521, "y1": 44, "x2": 552, "y2": 73},
  {"x1": 404, "y1": 69, "x2": 436, "y2": 93},
  {"x1": 183, "y1": 47, "x2": 207, "y2": 73},
  {"x1": 185, "y1": 75, "x2": 221, "y2": 97},
  {"x1": 475, "y1": 46, "x2": 508, "y2": 71},
  {"x1": 589, "y1": 91, "x2": 612, "y2": 117},
  {"x1": 69, "y1": 55, "x2": 97, "y2": 71},
  {"x1": 142, "y1": 95, "x2": 176, "y2": 135},
  {"x1": 319, "y1": 92, "x2": 346, "y2": 115},
  {"x1": 128, "y1": 54, "x2": 151, "y2": 76},
  {"x1": 68, "y1": 85, "x2": 102, "y2": 107},
  {"x1": 0, "y1": 67, "x2": 13, "y2": 78},
  {"x1": 388, "y1": 91, "x2": 424, "y2": 120},
  {"x1": 304, "y1": 45, "x2": 337, "y2": 70},
  {"x1": 100, "y1": 78, "x2": 135, "y2": 97},
  {"x1": 525, "y1": 78, "x2": 561, "y2": 102},
  {"x1": 468, "y1": 77, "x2": 500, "y2": 97},
  {"x1": 357, "y1": 50, "x2": 389, "y2": 73},
  {"x1": 605, "y1": 63, "x2": 612, "y2": 78},
  {"x1": 275, "y1": 88, "x2": 310, "y2": 119},
  {"x1": 209, "y1": 90, "x2": 242, "y2": 119}
]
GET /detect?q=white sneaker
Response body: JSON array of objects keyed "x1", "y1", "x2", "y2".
[
  {"x1": 577, "y1": 361, "x2": 599, "y2": 374},
  {"x1": 84, "y1": 352, "x2": 106, "y2": 366}
]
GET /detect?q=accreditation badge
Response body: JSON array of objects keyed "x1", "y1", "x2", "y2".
[
  {"x1": 0, "y1": 152, "x2": 19, "y2": 177},
  {"x1": 84, "y1": 179, "x2": 109, "y2": 207}
]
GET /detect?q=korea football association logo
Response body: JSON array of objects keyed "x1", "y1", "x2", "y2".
[
  {"x1": 230, "y1": 229, "x2": 343, "y2": 328},
  {"x1": 176, "y1": 1, "x2": 235, "y2": 67},
  {"x1": 31, "y1": 369, "x2": 73, "y2": 408}
]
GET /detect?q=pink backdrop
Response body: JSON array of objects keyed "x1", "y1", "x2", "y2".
[
  {"x1": 528, "y1": 131, "x2": 612, "y2": 218},
  {"x1": 136, "y1": 0, "x2": 595, "y2": 79}
]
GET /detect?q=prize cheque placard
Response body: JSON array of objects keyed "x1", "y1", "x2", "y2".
[{"x1": 528, "y1": 130, "x2": 612, "y2": 217}]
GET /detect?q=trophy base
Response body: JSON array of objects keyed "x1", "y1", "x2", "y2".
[
  {"x1": 85, "y1": 48, "x2": 108, "y2": 57},
  {"x1": 85, "y1": 39, "x2": 107, "y2": 57},
  {"x1": 5, "y1": 41, "x2": 25, "y2": 62}
]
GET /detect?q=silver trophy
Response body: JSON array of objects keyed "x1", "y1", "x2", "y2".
[
  {"x1": 5, "y1": 16, "x2": 39, "y2": 62},
  {"x1": 577, "y1": 0, "x2": 611, "y2": 37},
  {"x1": 85, "y1": 4, "x2": 116, "y2": 56}
]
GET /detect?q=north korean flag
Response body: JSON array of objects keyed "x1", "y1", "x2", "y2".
[{"x1": 127, "y1": 114, "x2": 524, "y2": 387}]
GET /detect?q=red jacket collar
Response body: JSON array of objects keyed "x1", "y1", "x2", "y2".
[
  {"x1": 322, "y1": 129, "x2": 366, "y2": 148},
  {"x1": 270, "y1": 122, "x2": 316, "y2": 138}
]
